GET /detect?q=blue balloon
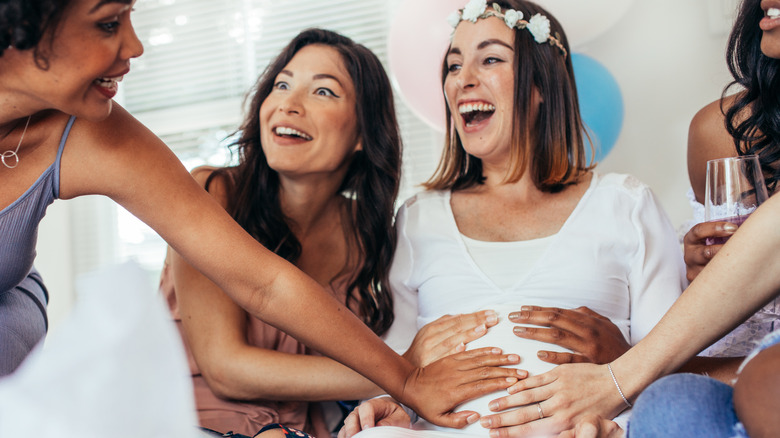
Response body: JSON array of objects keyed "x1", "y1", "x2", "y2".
[{"x1": 571, "y1": 53, "x2": 624, "y2": 163}]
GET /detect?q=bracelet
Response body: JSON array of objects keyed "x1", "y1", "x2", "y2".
[{"x1": 607, "y1": 363, "x2": 632, "y2": 408}]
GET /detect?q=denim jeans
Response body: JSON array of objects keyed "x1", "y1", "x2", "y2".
[{"x1": 628, "y1": 373, "x2": 747, "y2": 438}]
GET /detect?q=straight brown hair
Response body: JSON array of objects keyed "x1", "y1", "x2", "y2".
[{"x1": 425, "y1": 0, "x2": 592, "y2": 193}]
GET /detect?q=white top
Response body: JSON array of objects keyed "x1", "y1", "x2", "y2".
[
  {"x1": 379, "y1": 173, "x2": 686, "y2": 437},
  {"x1": 685, "y1": 188, "x2": 779, "y2": 357},
  {"x1": 460, "y1": 234, "x2": 554, "y2": 289}
]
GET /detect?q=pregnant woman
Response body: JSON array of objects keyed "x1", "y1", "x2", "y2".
[{"x1": 339, "y1": 1, "x2": 685, "y2": 437}]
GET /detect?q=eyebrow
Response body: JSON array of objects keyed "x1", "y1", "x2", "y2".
[
  {"x1": 90, "y1": 0, "x2": 133, "y2": 13},
  {"x1": 448, "y1": 39, "x2": 514, "y2": 56},
  {"x1": 279, "y1": 70, "x2": 345, "y2": 87}
]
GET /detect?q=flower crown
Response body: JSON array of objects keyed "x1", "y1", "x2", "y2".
[{"x1": 447, "y1": 0, "x2": 567, "y2": 58}]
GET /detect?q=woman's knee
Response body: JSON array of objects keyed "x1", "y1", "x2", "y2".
[
  {"x1": 733, "y1": 343, "x2": 780, "y2": 438},
  {"x1": 630, "y1": 373, "x2": 736, "y2": 438}
]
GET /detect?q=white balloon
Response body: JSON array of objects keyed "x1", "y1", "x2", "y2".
[{"x1": 534, "y1": 0, "x2": 636, "y2": 47}]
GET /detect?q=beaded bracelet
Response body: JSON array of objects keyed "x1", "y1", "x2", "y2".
[{"x1": 607, "y1": 363, "x2": 632, "y2": 408}]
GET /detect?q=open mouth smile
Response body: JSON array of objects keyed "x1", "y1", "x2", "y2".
[
  {"x1": 274, "y1": 126, "x2": 313, "y2": 141},
  {"x1": 459, "y1": 102, "x2": 496, "y2": 128},
  {"x1": 93, "y1": 75, "x2": 124, "y2": 93}
]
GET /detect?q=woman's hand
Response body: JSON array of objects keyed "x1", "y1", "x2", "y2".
[
  {"x1": 478, "y1": 363, "x2": 627, "y2": 437},
  {"x1": 403, "y1": 310, "x2": 498, "y2": 367},
  {"x1": 509, "y1": 306, "x2": 629, "y2": 365},
  {"x1": 683, "y1": 221, "x2": 737, "y2": 282},
  {"x1": 558, "y1": 415, "x2": 624, "y2": 438},
  {"x1": 338, "y1": 397, "x2": 410, "y2": 438},
  {"x1": 399, "y1": 347, "x2": 527, "y2": 429}
]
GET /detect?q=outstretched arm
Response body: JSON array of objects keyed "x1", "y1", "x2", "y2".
[
  {"x1": 487, "y1": 192, "x2": 780, "y2": 437},
  {"x1": 61, "y1": 106, "x2": 522, "y2": 427}
]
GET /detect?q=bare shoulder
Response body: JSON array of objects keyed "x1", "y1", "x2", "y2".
[
  {"x1": 687, "y1": 95, "x2": 742, "y2": 202},
  {"x1": 190, "y1": 165, "x2": 233, "y2": 209},
  {"x1": 688, "y1": 97, "x2": 735, "y2": 158},
  {"x1": 58, "y1": 104, "x2": 174, "y2": 199}
]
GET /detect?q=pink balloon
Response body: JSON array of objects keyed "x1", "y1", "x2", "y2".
[{"x1": 388, "y1": 0, "x2": 463, "y2": 133}]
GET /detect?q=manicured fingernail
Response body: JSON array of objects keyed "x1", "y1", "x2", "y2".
[
  {"x1": 467, "y1": 413, "x2": 480, "y2": 424},
  {"x1": 488, "y1": 401, "x2": 500, "y2": 411},
  {"x1": 507, "y1": 354, "x2": 520, "y2": 362},
  {"x1": 475, "y1": 324, "x2": 487, "y2": 333},
  {"x1": 514, "y1": 326, "x2": 526, "y2": 334},
  {"x1": 492, "y1": 348, "x2": 502, "y2": 354},
  {"x1": 704, "y1": 247, "x2": 713, "y2": 258},
  {"x1": 537, "y1": 351, "x2": 548, "y2": 359},
  {"x1": 490, "y1": 430, "x2": 500, "y2": 438},
  {"x1": 521, "y1": 305, "x2": 532, "y2": 311},
  {"x1": 481, "y1": 417, "x2": 492, "y2": 427},
  {"x1": 486, "y1": 313, "x2": 498, "y2": 324},
  {"x1": 723, "y1": 223, "x2": 738, "y2": 232},
  {"x1": 506, "y1": 377, "x2": 518, "y2": 383}
]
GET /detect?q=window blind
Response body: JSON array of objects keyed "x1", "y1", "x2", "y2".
[{"x1": 70, "y1": 0, "x2": 443, "y2": 284}]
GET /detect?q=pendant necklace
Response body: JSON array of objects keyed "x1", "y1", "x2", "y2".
[{"x1": 1, "y1": 116, "x2": 32, "y2": 169}]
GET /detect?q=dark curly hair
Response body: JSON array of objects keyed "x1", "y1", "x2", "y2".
[
  {"x1": 425, "y1": 0, "x2": 592, "y2": 193},
  {"x1": 209, "y1": 28, "x2": 401, "y2": 336},
  {"x1": 723, "y1": 0, "x2": 780, "y2": 192},
  {"x1": 0, "y1": 0, "x2": 67, "y2": 65}
]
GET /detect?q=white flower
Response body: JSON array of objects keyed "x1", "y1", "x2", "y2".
[
  {"x1": 461, "y1": 0, "x2": 487, "y2": 22},
  {"x1": 447, "y1": 10, "x2": 462, "y2": 28},
  {"x1": 503, "y1": 9, "x2": 522, "y2": 28},
  {"x1": 527, "y1": 13, "x2": 551, "y2": 44}
]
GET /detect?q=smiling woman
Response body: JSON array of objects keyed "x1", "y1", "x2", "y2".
[
  {"x1": 0, "y1": 0, "x2": 525, "y2": 429},
  {"x1": 338, "y1": 1, "x2": 685, "y2": 437}
]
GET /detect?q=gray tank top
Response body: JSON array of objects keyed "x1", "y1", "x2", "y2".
[{"x1": 0, "y1": 116, "x2": 75, "y2": 292}]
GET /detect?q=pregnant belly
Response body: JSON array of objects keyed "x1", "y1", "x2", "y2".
[{"x1": 420, "y1": 304, "x2": 572, "y2": 436}]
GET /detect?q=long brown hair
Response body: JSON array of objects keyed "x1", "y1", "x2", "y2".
[
  {"x1": 425, "y1": 0, "x2": 591, "y2": 193},
  {"x1": 211, "y1": 29, "x2": 401, "y2": 335},
  {"x1": 723, "y1": 0, "x2": 780, "y2": 193}
]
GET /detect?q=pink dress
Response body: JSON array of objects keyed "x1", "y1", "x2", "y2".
[{"x1": 160, "y1": 261, "x2": 330, "y2": 437}]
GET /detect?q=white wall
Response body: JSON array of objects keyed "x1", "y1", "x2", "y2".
[
  {"x1": 580, "y1": 0, "x2": 736, "y2": 227},
  {"x1": 34, "y1": 0, "x2": 738, "y2": 330}
]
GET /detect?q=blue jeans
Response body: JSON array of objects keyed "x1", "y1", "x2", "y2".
[{"x1": 628, "y1": 373, "x2": 747, "y2": 438}]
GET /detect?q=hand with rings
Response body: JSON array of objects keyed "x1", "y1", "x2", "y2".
[{"x1": 478, "y1": 363, "x2": 629, "y2": 437}]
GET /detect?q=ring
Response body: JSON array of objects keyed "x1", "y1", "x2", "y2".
[{"x1": 537, "y1": 402, "x2": 545, "y2": 419}]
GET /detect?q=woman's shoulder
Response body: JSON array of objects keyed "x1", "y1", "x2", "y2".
[
  {"x1": 592, "y1": 172, "x2": 654, "y2": 200},
  {"x1": 688, "y1": 95, "x2": 743, "y2": 201},
  {"x1": 688, "y1": 96, "x2": 736, "y2": 155},
  {"x1": 190, "y1": 165, "x2": 233, "y2": 209},
  {"x1": 399, "y1": 189, "x2": 449, "y2": 210}
]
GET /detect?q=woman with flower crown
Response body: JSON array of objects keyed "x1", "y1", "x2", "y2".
[
  {"x1": 0, "y1": 0, "x2": 524, "y2": 429},
  {"x1": 335, "y1": 1, "x2": 686, "y2": 437}
]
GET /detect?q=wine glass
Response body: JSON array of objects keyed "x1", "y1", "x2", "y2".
[{"x1": 704, "y1": 154, "x2": 769, "y2": 245}]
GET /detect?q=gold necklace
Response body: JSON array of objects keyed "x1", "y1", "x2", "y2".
[{"x1": 1, "y1": 116, "x2": 32, "y2": 169}]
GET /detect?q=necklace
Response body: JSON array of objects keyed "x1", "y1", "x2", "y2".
[{"x1": 1, "y1": 116, "x2": 32, "y2": 169}]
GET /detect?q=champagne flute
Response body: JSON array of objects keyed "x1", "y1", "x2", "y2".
[{"x1": 704, "y1": 154, "x2": 769, "y2": 245}]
